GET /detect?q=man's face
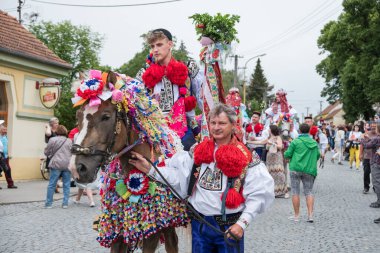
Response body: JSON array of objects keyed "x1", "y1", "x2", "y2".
[
  {"x1": 370, "y1": 123, "x2": 377, "y2": 133},
  {"x1": 210, "y1": 112, "x2": 234, "y2": 143},
  {"x1": 305, "y1": 119, "x2": 313, "y2": 127},
  {"x1": 0, "y1": 126, "x2": 6, "y2": 135},
  {"x1": 150, "y1": 38, "x2": 173, "y2": 65},
  {"x1": 251, "y1": 114, "x2": 260, "y2": 124},
  {"x1": 272, "y1": 104, "x2": 278, "y2": 114}
]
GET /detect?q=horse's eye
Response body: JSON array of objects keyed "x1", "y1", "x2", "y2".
[{"x1": 101, "y1": 114, "x2": 111, "y2": 121}]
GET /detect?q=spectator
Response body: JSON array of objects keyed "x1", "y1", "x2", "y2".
[
  {"x1": 332, "y1": 125, "x2": 345, "y2": 165},
  {"x1": 44, "y1": 125, "x2": 72, "y2": 209},
  {"x1": 361, "y1": 122, "x2": 377, "y2": 194},
  {"x1": 74, "y1": 175, "x2": 99, "y2": 207},
  {"x1": 45, "y1": 117, "x2": 60, "y2": 193},
  {"x1": 45, "y1": 117, "x2": 59, "y2": 143},
  {"x1": 349, "y1": 125, "x2": 362, "y2": 170},
  {"x1": 0, "y1": 122, "x2": 17, "y2": 189},
  {"x1": 251, "y1": 125, "x2": 288, "y2": 198},
  {"x1": 319, "y1": 123, "x2": 329, "y2": 160},
  {"x1": 284, "y1": 123, "x2": 320, "y2": 223}
]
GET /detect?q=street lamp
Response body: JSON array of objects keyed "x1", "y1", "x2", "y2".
[{"x1": 242, "y1": 53, "x2": 266, "y2": 104}]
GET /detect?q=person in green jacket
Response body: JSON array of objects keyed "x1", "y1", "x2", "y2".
[{"x1": 284, "y1": 123, "x2": 320, "y2": 223}]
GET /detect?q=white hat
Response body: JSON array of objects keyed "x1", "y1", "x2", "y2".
[{"x1": 0, "y1": 120, "x2": 4, "y2": 125}]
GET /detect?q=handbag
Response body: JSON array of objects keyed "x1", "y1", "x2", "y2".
[{"x1": 47, "y1": 138, "x2": 67, "y2": 167}]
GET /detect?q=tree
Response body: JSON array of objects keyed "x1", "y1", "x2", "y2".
[
  {"x1": 246, "y1": 58, "x2": 274, "y2": 107},
  {"x1": 28, "y1": 20, "x2": 104, "y2": 129},
  {"x1": 316, "y1": 0, "x2": 379, "y2": 121}
]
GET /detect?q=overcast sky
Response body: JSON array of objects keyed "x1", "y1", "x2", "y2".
[{"x1": 1, "y1": 0, "x2": 344, "y2": 117}]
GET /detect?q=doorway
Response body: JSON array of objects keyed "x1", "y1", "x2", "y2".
[{"x1": 0, "y1": 81, "x2": 8, "y2": 125}]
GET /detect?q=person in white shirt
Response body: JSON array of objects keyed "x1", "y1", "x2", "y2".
[
  {"x1": 246, "y1": 111, "x2": 269, "y2": 161},
  {"x1": 319, "y1": 123, "x2": 329, "y2": 159},
  {"x1": 332, "y1": 125, "x2": 346, "y2": 165},
  {"x1": 129, "y1": 103, "x2": 274, "y2": 252}
]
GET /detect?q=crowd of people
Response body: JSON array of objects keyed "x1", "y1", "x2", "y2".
[{"x1": 244, "y1": 109, "x2": 380, "y2": 225}]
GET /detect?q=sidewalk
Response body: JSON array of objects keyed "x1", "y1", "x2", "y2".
[{"x1": 0, "y1": 180, "x2": 76, "y2": 205}]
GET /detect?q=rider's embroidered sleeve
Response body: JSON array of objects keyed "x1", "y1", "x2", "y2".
[
  {"x1": 190, "y1": 71, "x2": 204, "y2": 110},
  {"x1": 148, "y1": 151, "x2": 194, "y2": 198},
  {"x1": 238, "y1": 162, "x2": 274, "y2": 230}
]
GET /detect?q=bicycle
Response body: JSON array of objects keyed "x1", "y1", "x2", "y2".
[{"x1": 40, "y1": 156, "x2": 50, "y2": 180}]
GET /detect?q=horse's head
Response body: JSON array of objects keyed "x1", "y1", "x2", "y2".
[{"x1": 69, "y1": 71, "x2": 131, "y2": 184}]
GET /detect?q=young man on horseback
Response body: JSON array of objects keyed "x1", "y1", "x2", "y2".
[
  {"x1": 130, "y1": 103, "x2": 274, "y2": 253},
  {"x1": 140, "y1": 29, "x2": 203, "y2": 150}
]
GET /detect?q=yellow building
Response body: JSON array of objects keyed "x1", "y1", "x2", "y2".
[{"x1": 0, "y1": 11, "x2": 71, "y2": 180}]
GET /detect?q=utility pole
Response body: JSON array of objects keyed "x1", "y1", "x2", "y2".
[
  {"x1": 306, "y1": 107, "x2": 310, "y2": 117},
  {"x1": 230, "y1": 55, "x2": 243, "y2": 87},
  {"x1": 17, "y1": 0, "x2": 23, "y2": 24},
  {"x1": 319, "y1": 100, "x2": 323, "y2": 115}
]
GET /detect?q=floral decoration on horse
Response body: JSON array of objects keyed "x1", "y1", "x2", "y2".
[{"x1": 71, "y1": 70, "x2": 188, "y2": 251}]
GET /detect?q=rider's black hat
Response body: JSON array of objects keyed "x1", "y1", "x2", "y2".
[{"x1": 152, "y1": 28, "x2": 172, "y2": 41}]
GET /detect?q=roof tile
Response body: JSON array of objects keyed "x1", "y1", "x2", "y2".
[{"x1": 0, "y1": 11, "x2": 71, "y2": 68}]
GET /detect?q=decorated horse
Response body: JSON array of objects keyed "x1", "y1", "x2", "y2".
[{"x1": 69, "y1": 70, "x2": 189, "y2": 253}]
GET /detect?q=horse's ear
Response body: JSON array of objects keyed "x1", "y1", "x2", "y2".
[
  {"x1": 106, "y1": 71, "x2": 118, "y2": 86},
  {"x1": 71, "y1": 71, "x2": 87, "y2": 93}
]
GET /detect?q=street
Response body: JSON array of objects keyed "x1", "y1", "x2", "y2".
[{"x1": 1, "y1": 154, "x2": 379, "y2": 253}]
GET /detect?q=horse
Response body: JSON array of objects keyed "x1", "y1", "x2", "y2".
[{"x1": 69, "y1": 70, "x2": 188, "y2": 253}]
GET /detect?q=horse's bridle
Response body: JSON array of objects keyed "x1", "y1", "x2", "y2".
[{"x1": 71, "y1": 109, "x2": 138, "y2": 168}]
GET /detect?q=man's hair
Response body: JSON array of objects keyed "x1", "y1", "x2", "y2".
[
  {"x1": 146, "y1": 29, "x2": 172, "y2": 44},
  {"x1": 300, "y1": 123, "x2": 310, "y2": 134},
  {"x1": 56, "y1": 125, "x2": 68, "y2": 136},
  {"x1": 269, "y1": 125, "x2": 280, "y2": 136},
  {"x1": 208, "y1": 103, "x2": 237, "y2": 124},
  {"x1": 304, "y1": 116, "x2": 312, "y2": 120},
  {"x1": 252, "y1": 111, "x2": 261, "y2": 117}
]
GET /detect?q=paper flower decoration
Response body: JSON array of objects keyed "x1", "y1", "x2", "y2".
[
  {"x1": 71, "y1": 70, "x2": 112, "y2": 107},
  {"x1": 126, "y1": 169, "x2": 149, "y2": 195}
]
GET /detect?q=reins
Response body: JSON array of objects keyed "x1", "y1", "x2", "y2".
[{"x1": 142, "y1": 155, "x2": 242, "y2": 252}]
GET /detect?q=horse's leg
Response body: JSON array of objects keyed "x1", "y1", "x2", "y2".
[
  {"x1": 163, "y1": 227, "x2": 179, "y2": 253},
  {"x1": 110, "y1": 237, "x2": 129, "y2": 253},
  {"x1": 142, "y1": 232, "x2": 161, "y2": 253}
]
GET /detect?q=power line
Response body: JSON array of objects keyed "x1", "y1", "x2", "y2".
[
  {"x1": 30, "y1": 0, "x2": 183, "y2": 7},
  {"x1": 241, "y1": 1, "x2": 342, "y2": 56},
  {"x1": 241, "y1": 0, "x2": 335, "y2": 55}
]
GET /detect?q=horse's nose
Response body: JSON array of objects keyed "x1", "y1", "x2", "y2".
[{"x1": 77, "y1": 163, "x2": 87, "y2": 174}]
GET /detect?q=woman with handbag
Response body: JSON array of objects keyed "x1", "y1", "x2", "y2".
[
  {"x1": 44, "y1": 125, "x2": 72, "y2": 208},
  {"x1": 349, "y1": 125, "x2": 363, "y2": 170},
  {"x1": 250, "y1": 125, "x2": 289, "y2": 198}
]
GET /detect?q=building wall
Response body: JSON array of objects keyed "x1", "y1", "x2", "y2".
[{"x1": 0, "y1": 66, "x2": 55, "y2": 180}]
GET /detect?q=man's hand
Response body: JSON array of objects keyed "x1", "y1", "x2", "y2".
[
  {"x1": 226, "y1": 224, "x2": 244, "y2": 240},
  {"x1": 128, "y1": 151, "x2": 150, "y2": 174}
]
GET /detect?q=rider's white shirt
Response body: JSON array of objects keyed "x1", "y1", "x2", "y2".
[{"x1": 148, "y1": 149, "x2": 274, "y2": 230}]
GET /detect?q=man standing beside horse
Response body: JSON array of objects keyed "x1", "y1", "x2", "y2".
[
  {"x1": 140, "y1": 28, "x2": 203, "y2": 150},
  {"x1": 130, "y1": 103, "x2": 274, "y2": 252}
]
